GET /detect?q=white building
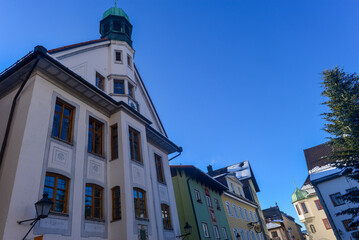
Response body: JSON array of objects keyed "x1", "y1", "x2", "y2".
[
  {"x1": 0, "y1": 6, "x2": 182, "y2": 240},
  {"x1": 304, "y1": 143, "x2": 359, "y2": 240}
]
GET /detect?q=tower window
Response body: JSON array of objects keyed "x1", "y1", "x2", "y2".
[
  {"x1": 161, "y1": 204, "x2": 172, "y2": 229},
  {"x1": 128, "y1": 83, "x2": 134, "y2": 98},
  {"x1": 104, "y1": 22, "x2": 110, "y2": 33},
  {"x1": 112, "y1": 186, "x2": 121, "y2": 220},
  {"x1": 114, "y1": 79, "x2": 124, "y2": 94},
  {"x1": 127, "y1": 55, "x2": 132, "y2": 68},
  {"x1": 115, "y1": 51, "x2": 122, "y2": 62},
  {"x1": 133, "y1": 188, "x2": 147, "y2": 218},
  {"x1": 96, "y1": 72, "x2": 105, "y2": 91},
  {"x1": 125, "y1": 25, "x2": 130, "y2": 36},
  {"x1": 111, "y1": 124, "x2": 118, "y2": 160},
  {"x1": 155, "y1": 154, "x2": 165, "y2": 183},
  {"x1": 88, "y1": 117, "x2": 103, "y2": 155},
  {"x1": 44, "y1": 173, "x2": 69, "y2": 213},
  {"x1": 85, "y1": 184, "x2": 103, "y2": 219},
  {"x1": 51, "y1": 99, "x2": 74, "y2": 143},
  {"x1": 129, "y1": 127, "x2": 141, "y2": 163},
  {"x1": 113, "y1": 21, "x2": 122, "y2": 32}
]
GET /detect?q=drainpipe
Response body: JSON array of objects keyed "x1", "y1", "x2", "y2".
[
  {"x1": 186, "y1": 168, "x2": 201, "y2": 240},
  {"x1": 0, "y1": 51, "x2": 41, "y2": 170},
  {"x1": 169, "y1": 147, "x2": 183, "y2": 161}
]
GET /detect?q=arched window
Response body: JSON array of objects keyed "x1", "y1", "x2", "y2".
[
  {"x1": 85, "y1": 183, "x2": 103, "y2": 219},
  {"x1": 44, "y1": 172, "x2": 69, "y2": 213},
  {"x1": 233, "y1": 204, "x2": 239, "y2": 218},
  {"x1": 254, "y1": 212, "x2": 258, "y2": 222},
  {"x1": 310, "y1": 224, "x2": 316, "y2": 233},
  {"x1": 133, "y1": 188, "x2": 147, "y2": 218},
  {"x1": 239, "y1": 206, "x2": 244, "y2": 219},
  {"x1": 161, "y1": 204, "x2": 172, "y2": 229},
  {"x1": 250, "y1": 210, "x2": 254, "y2": 222},
  {"x1": 239, "y1": 229, "x2": 246, "y2": 240},
  {"x1": 112, "y1": 186, "x2": 121, "y2": 220},
  {"x1": 225, "y1": 201, "x2": 233, "y2": 216},
  {"x1": 113, "y1": 20, "x2": 122, "y2": 32},
  {"x1": 246, "y1": 230, "x2": 251, "y2": 240},
  {"x1": 244, "y1": 208, "x2": 250, "y2": 221},
  {"x1": 233, "y1": 228, "x2": 238, "y2": 239}
]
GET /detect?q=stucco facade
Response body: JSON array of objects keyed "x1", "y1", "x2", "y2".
[
  {"x1": 171, "y1": 165, "x2": 232, "y2": 240},
  {"x1": 0, "y1": 6, "x2": 181, "y2": 240}
]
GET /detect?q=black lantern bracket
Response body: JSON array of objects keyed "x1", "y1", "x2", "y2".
[
  {"x1": 176, "y1": 222, "x2": 192, "y2": 239},
  {"x1": 17, "y1": 193, "x2": 54, "y2": 240}
]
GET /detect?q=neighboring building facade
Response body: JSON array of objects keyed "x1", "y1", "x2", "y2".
[
  {"x1": 303, "y1": 143, "x2": 359, "y2": 240},
  {"x1": 263, "y1": 206, "x2": 304, "y2": 240},
  {"x1": 171, "y1": 165, "x2": 232, "y2": 240},
  {"x1": 212, "y1": 172, "x2": 266, "y2": 240},
  {"x1": 208, "y1": 161, "x2": 270, "y2": 240},
  {"x1": 0, "y1": 6, "x2": 182, "y2": 240},
  {"x1": 291, "y1": 179, "x2": 336, "y2": 240}
]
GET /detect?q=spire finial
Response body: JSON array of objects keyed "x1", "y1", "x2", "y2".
[{"x1": 114, "y1": 0, "x2": 117, "y2": 7}]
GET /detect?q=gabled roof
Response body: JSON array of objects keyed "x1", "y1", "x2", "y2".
[
  {"x1": 208, "y1": 161, "x2": 260, "y2": 192},
  {"x1": 304, "y1": 142, "x2": 334, "y2": 172},
  {"x1": 0, "y1": 46, "x2": 181, "y2": 154},
  {"x1": 170, "y1": 165, "x2": 228, "y2": 193},
  {"x1": 48, "y1": 38, "x2": 109, "y2": 54}
]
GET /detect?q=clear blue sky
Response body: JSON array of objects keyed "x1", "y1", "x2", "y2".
[{"x1": 1, "y1": 0, "x2": 359, "y2": 228}]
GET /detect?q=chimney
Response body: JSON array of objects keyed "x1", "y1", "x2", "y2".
[{"x1": 207, "y1": 165, "x2": 213, "y2": 176}]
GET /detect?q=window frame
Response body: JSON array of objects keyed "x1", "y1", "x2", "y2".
[
  {"x1": 233, "y1": 204, "x2": 239, "y2": 218},
  {"x1": 330, "y1": 192, "x2": 345, "y2": 207},
  {"x1": 206, "y1": 196, "x2": 213, "y2": 208},
  {"x1": 214, "y1": 198, "x2": 221, "y2": 210},
  {"x1": 202, "y1": 222, "x2": 210, "y2": 237},
  {"x1": 213, "y1": 225, "x2": 220, "y2": 239},
  {"x1": 194, "y1": 189, "x2": 202, "y2": 203},
  {"x1": 314, "y1": 200, "x2": 323, "y2": 210},
  {"x1": 295, "y1": 204, "x2": 302, "y2": 215},
  {"x1": 301, "y1": 202, "x2": 308, "y2": 213},
  {"x1": 127, "y1": 54, "x2": 132, "y2": 68},
  {"x1": 129, "y1": 127, "x2": 142, "y2": 163},
  {"x1": 51, "y1": 99, "x2": 74, "y2": 143},
  {"x1": 44, "y1": 172, "x2": 69, "y2": 213},
  {"x1": 85, "y1": 183, "x2": 104, "y2": 220},
  {"x1": 343, "y1": 219, "x2": 357, "y2": 232},
  {"x1": 323, "y1": 218, "x2": 332, "y2": 230},
  {"x1": 88, "y1": 117, "x2": 104, "y2": 156},
  {"x1": 310, "y1": 224, "x2": 316, "y2": 233},
  {"x1": 161, "y1": 204, "x2": 173, "y2": 230},
  {"x1": 115, "y1": 50, "x2": 122, "y2": 63},
  {"x1": 239, "y1": 206, "x2": 244, "y2": 219},
  {"x1": 225, "y1": 201, "x2": 233, "y2": 216},
  {"x1": 96, "y1": 72, "x2": 105, "y2": 91},
  {"x1": 222, "y1": 227, "x2": 229, "y2": 240},
  {"x1": 111, "y1": 124, "x2": 118, "y2": 160},
  {"x1": 133, "y1": 188, "x2": 147, "y2": 219},
  {"x1": 155, "y1": 154, "x2": 165, "y2": 184},
  {"x1": 114, "y1": 79, "x2": 125, "y2": 94},
  {"x1": 112, "y1": 186, "x2": 121, "y2": 221},
  {"x1": 128, "y1": 83, "x2": 135, "y2": 98}
]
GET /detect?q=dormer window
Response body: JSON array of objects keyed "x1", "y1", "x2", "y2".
[
  {"x1": 115, "y1": 51, "x2": 122, "y2": 62},
  {"x1": 127, "y1": 55, "x2": 132, "y2": 68},
  {"x1": 96, "y1": 72, "x2": 105, "y2": 91},
  {"x1": 128, "y1": 83, "x2": 134, "y2": 98},
  {"x1": 114, "y1": 80, "x2": 124, "y2": 94}
]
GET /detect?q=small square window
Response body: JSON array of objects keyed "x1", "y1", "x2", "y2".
[
  {"x1": 330, "y1": 192, "x2": 345, "y2": 206},
  {"x1": 115, "y1": 51, "x2": 122, "y2": 62},
  {"x1": 323, "y1": 218, "x2": 331, "y2": 230}
]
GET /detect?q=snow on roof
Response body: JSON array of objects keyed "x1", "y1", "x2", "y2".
[
  {"x1": 266, "y1": 222, "x2": 281, "y2": 230},
  {"x1": 310, "y1": 167, "x2": 342, "y2": 182},
  {"x1": 227, "y1": 160, "x2": 252, "y2": 180}
]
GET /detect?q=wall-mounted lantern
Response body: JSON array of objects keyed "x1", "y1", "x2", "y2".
[
  {"x1": 176, "y1": 222, "x2": 192, "y2": 239},
  {"x1": 17, "y1": 193, "x2": 53, "y2": 240}
]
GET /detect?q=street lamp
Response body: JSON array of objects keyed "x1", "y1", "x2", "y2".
[
  {"x1": 176, "y1": 222, "x2": 192, "y2": 239},
  {"x1": 18, "y1": 193, "x2": 53, "y2": 240}
]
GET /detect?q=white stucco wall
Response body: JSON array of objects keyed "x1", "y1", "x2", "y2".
[{"x1": 316, "y1": 175, "x2": 359, "y2": 240}]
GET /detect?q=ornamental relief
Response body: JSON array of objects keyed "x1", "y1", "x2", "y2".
[{"x1": 48, "y1": 142, "x2": 72, "y2": 174}]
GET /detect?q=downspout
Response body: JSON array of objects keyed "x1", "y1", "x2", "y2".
[
  {"x1": 0, "y1": 53, "x2": 40, "y2": 170},
  {"x1": 186, "y1": 168, "x2": 201, "y2": 240},
  {"x1": 169, "y1": 147, "x2": 182, "y2": 161},
  {"x1": 312, "y1": 182, "x2": 341, "y2": 240}
]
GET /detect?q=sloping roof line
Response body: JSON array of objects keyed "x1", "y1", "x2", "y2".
[
  {"x1": 170, "y1": 165, "x2": 228, "y2": 193},
  {"x1": 48, "y1": 38, "x2": 109, "y2": 54},
  {"x1": 304, "y1": 142, "x2": 333, "y2": 172}
]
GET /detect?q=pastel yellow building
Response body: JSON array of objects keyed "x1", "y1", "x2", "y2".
[
  {"x1": 292, "y1": 181, "x2": 336, "y2": 240},
  {"x1": 208, "y1": 162, "x2": 269, "y2": 240}
]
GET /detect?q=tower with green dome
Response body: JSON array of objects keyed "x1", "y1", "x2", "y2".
[
  {"x1": 100, "y1": 6, "x2": 133, "y2": 47},
  {"x1": 292, "y1": 187, "x2": 308, "y2": 203}
]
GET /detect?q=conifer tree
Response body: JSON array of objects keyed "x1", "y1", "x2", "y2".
[{"x1": 321, "y1": 66, "x2": 359, "y2": 229}]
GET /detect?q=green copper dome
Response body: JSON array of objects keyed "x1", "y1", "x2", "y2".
[
  {"x1": 292, "y1": 187, "x2": 308, "y2": 203},
  {"x1": 102, "y1": 7, "x2": 130, "y2": 23}
]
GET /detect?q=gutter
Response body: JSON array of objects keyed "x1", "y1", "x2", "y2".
[
  {"x1": 186, "y1": 168, "x2": 202, "y2": 240},
  {"x1": 0, "y1": 46, "x2": 43, "y2": 170},
  {"x1": 169, "y1": 147, "x2": 182, "y2": 161}
]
